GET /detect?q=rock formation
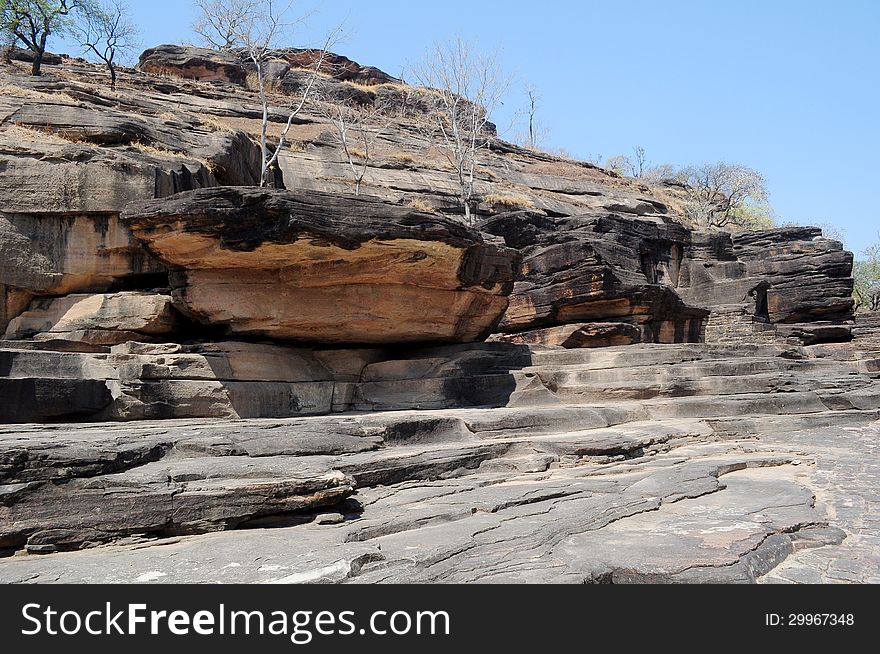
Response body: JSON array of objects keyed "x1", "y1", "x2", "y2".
[
  {"x1": 0, "y1": 48, "x2": 877, "y2": 584},
  {"x1": 138, "y1": 45, "x2": 247, "y2": 84},
  {"x1": 484, "y1": 213, "x2": 855, "y2": 348},
  {"x1": 3, "y1": 292, "x2": 181, "y2": 345},
  {"x1": 121, "y1": 187, "x2": 518, "y2": 344}
]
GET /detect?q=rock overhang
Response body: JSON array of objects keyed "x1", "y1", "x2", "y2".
[{"x1": 121, "y1": 187, "x2": 521, "y2": 345}]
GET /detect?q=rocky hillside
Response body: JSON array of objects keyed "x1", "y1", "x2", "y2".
[{"x1": 0, "y1": 46, "x2": 878, "y2": 584}]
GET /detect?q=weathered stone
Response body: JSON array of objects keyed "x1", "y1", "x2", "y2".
[
  {"x1": 482, "y1": 211, "x2": 709, "y2": 342},
  {"x1": 4, "y1": 292, "x2": 181, "y2": 344},
  {"x1": 1, "y1": 47, "x2": 878, "y2": 586},
  {"x1": 138, "y1": 45, "x2": 246, "y2": 84},
  {"x1": 732, "y1": 228, "x2": 855, "y2": 324},
  {"x1": 0, "y1": 453, "x2": 354, "y2": 551},
  {"x1": 490, "y1": 322, "x2": 643, "y2": 348},
  {"x1": 483, "y1": 212, "x2": 854, "y2": 347},
  {"x1": 275, "y1": 48, "x2": 401, "y2": 86},
  {"x1": 137, "y1": 45, "x2": 401, "y2": 89},
  {"x1": 122, "y1": 187, "x2": 519, "y2": 344},
  {"x1": 0, "y1": 46, "x2": 62, "y2": 66},
  {"x1": 0, "y1": 377, "x2": 113, "y2": 423},
  {"x1": 0, "y1": 212, "x2": 167, "y2": 332}
]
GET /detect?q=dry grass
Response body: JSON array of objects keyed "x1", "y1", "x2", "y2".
[
  {"x1": 476, "y1": 165, "x2": 500, "y2": 181},
  {"x1": 2, "y1": 123, "x2": 74, "y2": 146},
  {"x1": 245, "y1": 72, "x2": 281, "y2": 94},
  {"x1": 0, "y1": 83, "x2": 79, "y2": 104},
  {"x1": 524, "y1": 159, "x2": 611, "y2": 183},
  {"x1": 392, "y1": 152, "x2": 417, "y2": 163},
  {"x1": 6, "y1": 122, "x2": 97, "y2": 147},
  {"x1": 129, "y1": 140, "x2": 217, "y2": 172},
  {"x1": 483, "y1": 193, "x2": 536, "y2": 210},
  {"x1": 406, "y1": 198, "x2": 435, "y2": 213},
  {"x1": 197, "y1": 114, "x2": 237, "y2": 133},
  {"x1": 129, "y1": 141, "x2": 187, "y2": 158}
]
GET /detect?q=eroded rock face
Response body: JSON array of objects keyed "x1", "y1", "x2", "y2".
[
  {"x1": 734, "y1": 228, "x2": 855, "y2": 322},
  {"x1": 122, "y1": 187, "x2": 519, "y2": 344},
  {"x1": 275, "y1": 48, "x2": 402, "y2": 86},
  {"x1": 490, "y1": 322, "x2": 644, "y2": 348},
  {"x1": 4, "y1": 292, "x2": 181, "y2": 345},
  {"x1": 483, "y1": 212, "x2": 709, "y2": 344},
  {"x1": 484, "y1": 212, "x2": 855, "y2": 347},
  {"x1": 0, "y1": 212, "x2": 166, "y2": 332},
  {"x1": 137, "y1": 45, "x2": 400, "y2": 89},
  {"x1": 0, "y1": 71, "x2": 274, "y2": 330}
]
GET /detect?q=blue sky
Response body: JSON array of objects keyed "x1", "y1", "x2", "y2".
[{"x1": 56, "y1": 0, "x2": 879, "y2": 254}]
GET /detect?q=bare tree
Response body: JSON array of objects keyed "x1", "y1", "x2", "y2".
[
  {"x1": 73, "y1": 0, "x2": 138, "y2": 88},
  {"x1": 676, "y1": 162, "x2": 769, "y2": 229},
  {"x1": 191, "y1": 0, "x2": 256, "y2": 50},
  {"x1": 516, "y1": 83, "x2": 549, "y2": 150},
  {"x1": 642, "y1": 162, "x2": 678, "y2": 184},
  {"x1": 604, "y1": 146, "x2": 647, "y2": 178},
  {"x1": 0, "y1": 0, "x2": 83, "y2": 75},
  {"x1": 321, "y1": 96, "x2": 391, "y2": 195},
  {"x1": 191, "y1": 0, "x2": 341, "y2": 186},
  {"x1": 630, "y1": 146, "x2": 646, "y2": 178},
  {"x1": 412, "y1": 38, "x2": 510, "y2": 224}
]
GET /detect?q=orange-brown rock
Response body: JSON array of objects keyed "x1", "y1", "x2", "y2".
[
  {"x1": 4, "y1": 292, "x2": 181, "y2": 345},
  {"x1": 121, "y1": 187, "x2": 519, "y2": 344}
]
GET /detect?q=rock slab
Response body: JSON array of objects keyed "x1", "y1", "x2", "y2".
[{"x1": 122, "y1": 187, "x2": 519, "y2": 344}]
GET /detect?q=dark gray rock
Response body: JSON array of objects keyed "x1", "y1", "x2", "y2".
[{"x1": 483, "y1": 212, "x2": 855, "y2": 346}]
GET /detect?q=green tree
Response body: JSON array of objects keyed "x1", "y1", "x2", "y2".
[
  {"x1": 0, "y1": 0, "x2": 83, "y2": 75},
  {"x1": 853, "y1": 238, "x2": 880, "y2": 312}
]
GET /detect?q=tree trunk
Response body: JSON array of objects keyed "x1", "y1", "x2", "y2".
[
  {"x1": 31, "y1": 48, "x2": 44, "y2": 76},
  {"x1": 109, "y1": 64, "x2": 117, "y2": 90},
  {"x1": 256, "y1": 59, "x2": 270, "y2": 187},
  {"x1": 31, "y1": 31, "x2": 48, "y2": 76}
]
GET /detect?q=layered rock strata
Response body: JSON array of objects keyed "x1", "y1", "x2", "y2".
[
  {"x1": 0, "y1": 341, "x2": 877, "y2": 578},
  {"x1": 484, "y1": 212, "x2": 854, "y2": 347},
  {"x1": 121, "y1": 187, "x2": 519, "y2": 344}
]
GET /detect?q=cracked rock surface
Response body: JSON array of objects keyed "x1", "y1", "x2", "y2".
[{"x1": 1, "y1": 341, "x2": 877, "y2": 583}]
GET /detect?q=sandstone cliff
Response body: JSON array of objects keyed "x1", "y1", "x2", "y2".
[{"x1": 0, "y1": 47, "x2": 877, "y2": 584}]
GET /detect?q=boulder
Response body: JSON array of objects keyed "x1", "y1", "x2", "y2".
[
  {"x1": 275, "y1": 48, "x2": 402, "y2": 86},
  {"x1": 122, "y1": 187, "x2": 519, "y2": 344},
  {"x1": 4, "y1": 292, "x2": 181, "y2": 345},
  {"x1": 137, "y1": 45, "x2": 246, "y2": 84},
  {"x1": 0, "y1": 46, "x2": 62, "y2": 65},
  {"x1": 137, "y1": 44, "x2": 401, "y2": 90}
]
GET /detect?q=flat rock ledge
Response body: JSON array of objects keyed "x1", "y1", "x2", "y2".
[{"x1": 0, "y1": 340, "x2": 878, "y2": 581}]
